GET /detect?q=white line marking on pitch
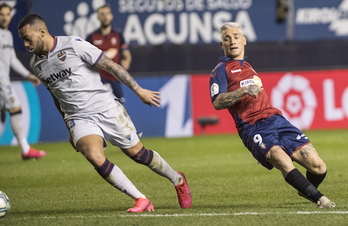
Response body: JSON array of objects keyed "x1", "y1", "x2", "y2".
[
  {"x1": 119, "y1": 211, "x2": 348, "y2": 218},
  {"x1": 14, "y1": 211, "x2": 348, "y2": 220}
]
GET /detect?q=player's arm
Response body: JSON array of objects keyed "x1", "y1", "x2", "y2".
[
  {"x1": 213, "y1": 85, "x2": 262, "y2": 110},
  {"x1": 10, "y1": 49, "x2": 41, "y2": 86},
  {"x1": 96, "y1": 54, "x2": 160, "y2": 107},
  {"x1": 120, "y1": 49, "x2": 132, "y2": 70}
]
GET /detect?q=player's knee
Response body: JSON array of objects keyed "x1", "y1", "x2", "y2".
[
  {"x1": 131, "y1": 146, "x2": 154, "y2": 165},
  {"x1": 8, "y1": 107, "x2": 22, "y2": 115},
  {"x1": 80, "y1": 150, "x2": 105, "y2": 167},
  {"x1": 309, "y1": 158, "x2": 326, "y2": 174}
]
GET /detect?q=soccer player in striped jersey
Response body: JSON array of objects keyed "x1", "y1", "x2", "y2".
[
  {"x1": 18, "y1": 14, "x2": 191, "y2": 212},
  {"x1": 0, "y1": 3, "x2": 45, "y2": 160},
  {"x1": 210, "y1": 22, "x2": 335, "y2": 208}
]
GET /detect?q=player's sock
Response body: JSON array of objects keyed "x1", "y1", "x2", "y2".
[
  {"x1": 148, "y1": 150, "x2": 182, "y2": 186},
  {"x1": 285, "y1": 168, "x2": 323, "y2": 202},
  {"x1": 96, "y1": 159, "x2": 146, "y2": 199},
  {"x1": 132, "y1": 147, "x2": 181, "y2": 186},
  {"x1": 306, "y1": 170, "x2": 326, "y2": 188},
  {"x1": 10, "y1": 112, "x2": 30, "y2": 154}
]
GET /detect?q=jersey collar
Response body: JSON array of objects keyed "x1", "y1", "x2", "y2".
[
  {"x1": 220, "y1": 56, "x2": 245, "y2": 65},
  {"x1": 50, "y1": 36, "x2": 57, "y2": 52}
]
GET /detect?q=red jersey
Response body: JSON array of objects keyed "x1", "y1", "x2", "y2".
[
  {"x1": 210, "y1": 57, "x2": 282, "y2": 129},
  {"x1": 86, "y1": 28, "x2": 128, "y2": 81}
]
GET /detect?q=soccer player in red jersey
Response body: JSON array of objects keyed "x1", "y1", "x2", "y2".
[
  {"x1": 210, "y1": 22, "x2": 335, "y2": 208},
  {"x1": 86, "y1": 4, "x2": 131, "y2": 104}
]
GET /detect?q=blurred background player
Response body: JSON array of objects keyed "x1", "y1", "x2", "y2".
[
  {"x1": 0, "y1": 3, "x2": 46, "y2": 160},
  {"x1": 210, "y1": 22, "x2": 335, "y2": 208},
  {"x1": 86, "y1": 4, "x2": 131, "y2": 105}
]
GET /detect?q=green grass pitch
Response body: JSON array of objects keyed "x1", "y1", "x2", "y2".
[{"x1": 0, "y1": 130, "x2": 347, "y2": 225}]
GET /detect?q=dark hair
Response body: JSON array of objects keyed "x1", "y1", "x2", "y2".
[
  {"x1": 18, "y1": 14, "x2": 46, "y2": 30},
  {"x1": 97, "y1": 4, "x2": 111, "y2": 13},
  {"x1": 0, "y1": 3, "x2": 12, "y2": 11}
]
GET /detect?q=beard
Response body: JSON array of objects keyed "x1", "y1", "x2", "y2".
[
  {"x1": 33, "y1": 39, "x2": 45, "y2": 55},
  {"x1": 100, "y1": 22, "x2": 111, "y2": 29}
]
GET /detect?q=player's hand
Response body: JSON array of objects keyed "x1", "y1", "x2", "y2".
[
  {"x1": 137, "y1": 88, "x2": 161, "y2": 107},
  {"x1": 246, "y1": 85, "x2": 263, "y2": 98},
  {"x1": 104, "y1": 48, "x2": 118, "y2": 59},
  {"x1": 27, "y1": 74, "x2": 41, "y2": 87}
]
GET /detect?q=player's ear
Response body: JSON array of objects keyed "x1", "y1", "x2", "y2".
[
  {"x1": 243, "y1": 36, "x2": 247, "y2": 45},
  {"x1": 220, "y1": 41, "x2": 223, "y2": 49},
  {"x1": 38, "y1": 28, "x2": 45, "y2": 38}
]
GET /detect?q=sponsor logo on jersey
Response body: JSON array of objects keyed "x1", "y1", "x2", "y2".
[
  {"x1": 44, "y1": 67, "x2": 72, "y2": 85},
  {"x1": 93, "y1": 39, "x2": 103, "y2": 45},
  {"x1": 57, "y1": 51, "x2": 67, "y2": 62},
  {"x1": 1, "y1": 44, "x2": 13, "y2": 49},
  {"x1": 240, "y1": 75, "x2": 263, "y2": 87}
]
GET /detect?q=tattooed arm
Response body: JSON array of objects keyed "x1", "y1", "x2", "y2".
[
  {"x1": 213, "y1": 85, "x2": 263, "y2": 110},
  {"x1": 96, "y1": 54, "x2": 160, "y2": 107}
]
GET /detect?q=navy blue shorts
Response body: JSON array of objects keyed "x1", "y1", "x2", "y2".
[{"x1": 238, "y1": 115, "x2": 310, "y2": 170}]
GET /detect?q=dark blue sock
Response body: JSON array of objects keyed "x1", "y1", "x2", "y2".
[{"x1": 95, "y1": 159, "x2": 114, "y2": 179}]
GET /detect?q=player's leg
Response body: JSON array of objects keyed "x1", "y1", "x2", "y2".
[
  {"x1": 266, "y1": 145, "x2": 335, "y2": 208},
  {"x1": 292, "y1": 143, "x2": 327, "y2": 188},
  {"x1": 8, "y1": 106, "x2": 29, "y2": 152},
  {"x1": 103, "y1": 102, "x2": 191, "y2": 208},
  {"x1": 1, "y1": 81, "x2": 45, "y2": 159},
  {"x1": 122, "y1": 142, "x2": 192, "y2": 208},
  {"x1": 75, "y1": 134, "x2": 153, "y2": 212},
  {"x1": 8, "y1": 107, "x2": 45, "y2": 160},
  {"x1": 0, "y1": 102, "x2": 5, "y2": 123}
]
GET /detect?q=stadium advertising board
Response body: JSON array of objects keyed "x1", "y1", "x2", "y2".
[
  {"x1": 190, "y1": 69, "x2": 348, "y2": 135},
  {"x1": 22, "y1": 0, "x2": 348, "y2": 48},
  {"x1": 1, "y1": 69, "x2": 348, "y2": 145}
]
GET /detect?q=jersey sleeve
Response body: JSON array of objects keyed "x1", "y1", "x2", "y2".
[
  {"x1": 85, "y1": 33, "x2": 92, "y2": 43},
  {"x1": 71, "y1": 37, "x2": 103, "y2": 65},
  {"x1": 210, "y1": 62, "x2": 228, "y2": 103},
  {"x1": 119, "y1": 32, "x2": 128, "y2": 50}
]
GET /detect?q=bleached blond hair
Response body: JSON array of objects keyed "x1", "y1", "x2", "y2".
[{"x1": 219, "y1": 22, "x2": 243, "y2": 36}]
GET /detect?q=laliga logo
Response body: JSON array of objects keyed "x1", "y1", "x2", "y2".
[{"x1": 271, "y1": 73, "x2": 317, "y2": 130}]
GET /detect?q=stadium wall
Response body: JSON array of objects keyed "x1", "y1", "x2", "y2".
[
  {"x1": 2, "y1": 0, "x2": 348, "y2": 145},
  {"x1": 2, "y1": 68, "x2": 348, "y2": 145}
]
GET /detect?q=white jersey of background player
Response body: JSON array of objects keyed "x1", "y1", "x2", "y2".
[
  {"x1": 20, "y1": 14, "x2": 192, "y2": 212},
  {"x1": 0, "y1": 3, "x2": 45, "y2": 160}
]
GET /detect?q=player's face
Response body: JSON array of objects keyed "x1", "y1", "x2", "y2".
[
  {"x1": 97, "y1": 7, "x2": 113, "y2": 28},
  {"x1": 220, "y1": 27, "x2": 246, "y2": 60},
  {"x1": 18, "y1": 24, "x2": 45, "y2": 54},
  {"x1": 0, "y1": 6, "x2": 12, "y2": 30}
]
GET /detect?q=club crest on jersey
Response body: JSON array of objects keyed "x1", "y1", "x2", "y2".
[{"x1": 57, "y1": 51, "x2": 67, "y2": 61}]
